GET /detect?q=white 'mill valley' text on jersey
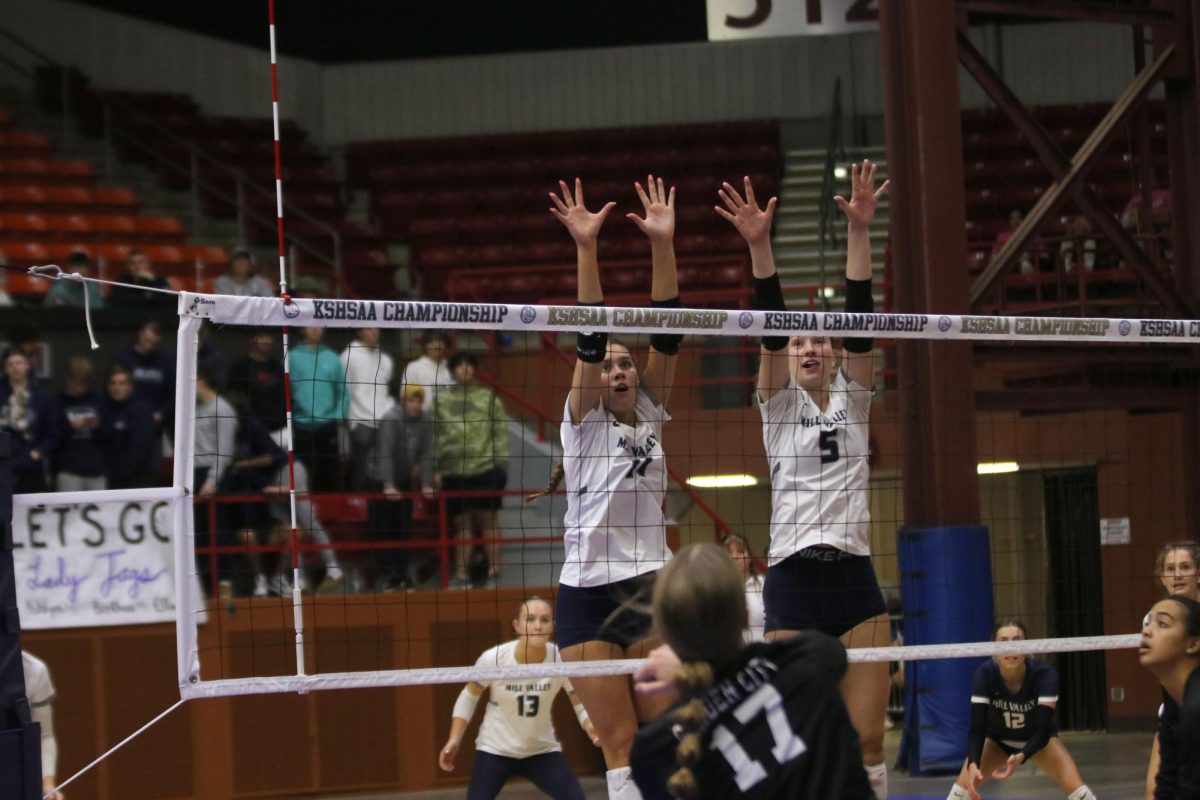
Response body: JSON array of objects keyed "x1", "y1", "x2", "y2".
[
  {"x1": 474, "y1": 641, "x2": 574, "y2": 758},
  {"x1": 760, "y1": 370, "x2": 871, "y2": 561},
  {"x1": 560, "y1": 390, "x2": 671, "y2": 587}
]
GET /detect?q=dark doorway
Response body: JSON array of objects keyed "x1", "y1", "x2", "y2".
[{"x1": 1042, "y1": 467, "x2": 1107, "y2": 731}]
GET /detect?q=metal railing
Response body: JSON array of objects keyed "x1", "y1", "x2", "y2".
[
  {"x1": 0, "y1": 24, "x2": 346, "y2": 295},
  {"x1": 816, "y1": 77, "x2": 848, "y2": 310}
]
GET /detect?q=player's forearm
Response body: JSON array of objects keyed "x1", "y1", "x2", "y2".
[{"x1": 845, "y1": 220, "x2": 873, "y2": 281}]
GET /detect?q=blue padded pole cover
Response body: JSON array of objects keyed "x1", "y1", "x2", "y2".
[{"x1": 896, "y1": 525, "x2": 994, "y2": 776}]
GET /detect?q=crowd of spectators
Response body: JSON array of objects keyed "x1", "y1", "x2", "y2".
[{"x1": 1, "y1": 296, "x2": 512, "y2": 594}]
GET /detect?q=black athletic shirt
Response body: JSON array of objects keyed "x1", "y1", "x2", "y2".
[
  {"x1": 1156, "y1": 666, "x2": 1200, "y2": 800},
  {"x1": 630, "y1": 631, "x2": 873, "y2": 800},
  {"x1": 971, "y1": 657, "x2": 1059, "y2": 745}
]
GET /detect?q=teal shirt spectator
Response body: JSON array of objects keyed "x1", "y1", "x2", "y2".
[
  {"x1": 288, "y1": 343, "x2": 346, "y2": 429},
  {"x1": 45, "y1": 279, "x2": 105, "y2": 310}
]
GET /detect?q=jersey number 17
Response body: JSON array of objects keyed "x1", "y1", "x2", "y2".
[{"x1": 710, "y1": 684, "x2": 807, "y2": 791}]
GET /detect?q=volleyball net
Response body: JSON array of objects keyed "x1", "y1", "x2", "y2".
[{"x1": 13, "y1": 290, "x2": 1194, "y2": 702}]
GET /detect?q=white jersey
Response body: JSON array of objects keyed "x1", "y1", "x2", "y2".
[
  {"x1": 475, "y1": 641, "x2": 573, "y2": 759},
  {"x1": 559, "y1": 391, "x2": 672, "y2": 587},
  {"x1": 22, "y1": 651, "x2": 54, "y2": 707},
  {"x1": 340, "y1": 343, "x2": 395, "y2": 427},
  {"x1": 744, "y1": 574, "x2": 765, "y2": 643},
  {"x1": 759, "y1": 370, "x2": 872, "y2": 562}
]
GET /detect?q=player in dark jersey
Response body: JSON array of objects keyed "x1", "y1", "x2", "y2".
[
  {"x1": 1147, "y1": 543, "x2": 1200, "y2": 799},
  {"x1": 628, "y1": 543, "x2": 873, "y2": 800},
  {"x1": 946, "y1": 620, "x2": 1095, "y2": 800},
  {"x1": 1140, "y1": 594, "x2": 1200, "y2": 800}
]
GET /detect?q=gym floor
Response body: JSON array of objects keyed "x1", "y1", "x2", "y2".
[{"x1": 325, "y1": 730, "x2": 1153, "y2": 799}]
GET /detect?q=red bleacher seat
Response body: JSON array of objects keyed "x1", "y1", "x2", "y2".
[
  {"x1": 91, "y1": 187, "x2": 138, "y2": 212},
  {"x1": 0, "y1": 213, "x2": 50, "y2": 239},
  {"x1": 182, "y1": 244, "x2": 228, "y2": 266},
  {"x1": 0, "y1": 131, "x2": 52, "y2": 159},
  {"x1": 0, "y1": 186, "x2": 48, "y2": 210},
  {"x1": 0, "y1": 241, "x2": 49, "y2": 266}
]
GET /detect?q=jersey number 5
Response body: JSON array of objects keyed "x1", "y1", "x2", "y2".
[
  {"x1": 710, "y1": 684, "x2": 807, "y2": 791},
  {"x1": 517, "y1": 695, "x2": 540, "y2": 717},
  {"x1": 819, "y1": 429, "x2": 839, "y2": 464}
]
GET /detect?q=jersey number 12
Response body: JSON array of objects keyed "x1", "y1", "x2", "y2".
[{"x1": 710, "y1": 684, "x2": 807, "y2": 791}]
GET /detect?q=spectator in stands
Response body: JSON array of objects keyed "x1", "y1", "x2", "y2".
[
  {"x1": 220, "y1": 392, "x2": 289, "y2": 596},
  {"x1": 264, "y1": 447, "x2": 346, "y2": 594},
  {"x1": 194, "y1": 365, "x2": 236, "y2": 498},
  {"x1": 45, "y1": 250, "x2": 105, "y2": 310},
  {"x1": 992, "y1": 209, "x2": 1045, "y2": 274},
  {"x1": 363, "y1": 381, "x2": 434, "y2": 591},
  {"x1": 0, "y1": 347, "x2": 56, "y2": 493},
  {"x1": 288, "y1": 326, "x2": 346, "y2": 492},
  {"x1": 433, "y1": 351, "x2": 509, "y2": 588},
  {"x1": 213, "y1": 248, "x2": 274, "y2": 297},
  {"x1": 1121, "y1": 188, "x2": 1172, "y2": 232},
  {"x1": 114, "y1": 249, "x2": 172, "y2": 308},
  {"x1": 54, "y1": 356, "x2": 106, "y2": 492},
  {"x1": 340, "y1": 327, "x2": 395, "y2": 490},
  {"x1": 196, "y1": 322, "x2": 229, "y2": 390},
  {"x1": 112, "y1": 320, "x2": 175, "y2": 431},
  {"x1": 225, "y1": 328, "x2": 286, "y2": 435},
  {"x1": 403, "y1": 331, "x2": 453, "y2": 413},
  {"x1": 1060, "y1": 213, "x2": 1096, "y2": 273},
  {"x1": 98, "y1": 365, "x2": 159, "y2": 489},
  {"x1": 7, "y1": 325, "x2": 47, "y2": 382}
]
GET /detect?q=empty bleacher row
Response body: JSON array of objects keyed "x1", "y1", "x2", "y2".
[
  {"x1": 0, "y1": 104, "x2": 230, "y2": 302},
  {"x1": 346, "y1": 120, "x2": 781, "y2": 301},
  {"x1": 38, "y1": 70, "x2": 390, "y2": 295}
]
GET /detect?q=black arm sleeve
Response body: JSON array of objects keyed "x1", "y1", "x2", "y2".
[
  {"x1": 1178, "y1": 676, "x2": 1200, "y2": 800},
  {"x1": 1018, "y1": 704, "x2": 1055, "y2": 760},
  {"x1": 648, "y1": 296, "x2": 683, "y2": 356},
  {"x1": 966, "y1": 703, "x2": 988, "y2": 767},
  {"x1": 1156, "y1": 696, "x2": 1180, "y2": 800},
  {"x1": 841, "y1": 278, "x2": 874, "y2": 353},
  {"x1": 576, "y1": 301, "x2": 607, "y2": 363},
  {"x1": 751, "y1": 274, "x2": 788, "y2": 352}
]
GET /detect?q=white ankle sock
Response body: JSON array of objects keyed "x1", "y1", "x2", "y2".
[
  {"x1": 606, "y1": 766, "x2": 642, "y2": 800},
  {"x1": 1068, "y1": 786, "x2": 1096, "y2": 800},
  {"x1": 866, "y1": 762, "x2": 887, "y2": 800},
  {"x1": 947, "y1": 784, "x2": 971, "y2": 800}
]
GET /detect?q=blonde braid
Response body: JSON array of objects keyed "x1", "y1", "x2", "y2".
[{"x1": 666, "y1": 661, "x2": 715, "y2": 799}]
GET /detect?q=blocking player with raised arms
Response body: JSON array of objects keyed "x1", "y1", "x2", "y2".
[
  {"x1": 718, "y1": 163, "x2": 891, "y2": 796},
  {"x1": 1141, "y1": 594, "x2": 1200, "y2": 800},
  {"x1": 1147, "y1": 543, "x2": 1200, "y2": 799},
  {"x1": 947, "y1": 620, "x2": 1095, "y2": 800},
  {"x1": 548, "y1": 175, "x2": 683, "y2": 800},
  {"x1": 628, "y1": 542, "x2": 873, "y2": 800},
  {"x1": 438, "y1": 597, "x2": 599, "y2": 800}
]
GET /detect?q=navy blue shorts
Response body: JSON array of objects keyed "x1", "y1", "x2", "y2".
[
  {"x1": 443, "y1": 467, "x2": 508, "y2": 518},
  {"x1": 467, "y1": 750, "x2": 584, "y2": 800},
  {"x1": 556, "y1": 572, "x2": 656, "y2": 650},
  {"x1": 763, "y1": 546, "x2": 887, "y2": 637}
]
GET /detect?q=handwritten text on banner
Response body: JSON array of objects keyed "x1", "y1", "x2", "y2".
[{"x1": 12, "y1": 500, "x2": 178, "y2": 629}]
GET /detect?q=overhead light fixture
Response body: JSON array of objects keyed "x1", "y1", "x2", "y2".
[
  {"x1": 686, "y1": 474, "x2": 758, "y2": 488},
  {"x1": 977, "y1": 461, "x2": 1020, "y2": 475},
  {"x1": 834, "y1": 166, "x2": 849, "y2": 180},
  {"x1": 821, "y1": 286, "x2": 836, "y2": 299}
]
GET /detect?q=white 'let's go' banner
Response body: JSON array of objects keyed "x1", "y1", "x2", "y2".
[
  {"x1": 707, "y1": 0, "x2": 877, "y2": 41},
  {"x1": 12, "y1": 500, "x2": 180, "y2": 629}
]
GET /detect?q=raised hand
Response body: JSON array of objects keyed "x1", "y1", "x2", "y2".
[
  {"x1": 550, "y1": 178, "x2": 616, "y2": 246},
  {"x1": 834, "y1": 159, "x2": 889, "y2": 228},
  {"x1": 966, "y1": 762, "x2": 985, "y2": 800},
  {"x1": 715, "y1": 176, "x2": 777, "y2": 245},
  {"x1": 628, "y1": 174, "x2": 676, "y2": 242}
]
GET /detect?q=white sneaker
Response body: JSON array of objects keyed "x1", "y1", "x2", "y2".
[
  {"x1": 272, "y1": 574, "x2": 295, "y2": 596},
  {"x1": 253, "y1": 574, "x2": 269, "y2": 598}
]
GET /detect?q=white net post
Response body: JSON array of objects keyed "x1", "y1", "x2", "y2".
[{"x1": 173, "y1": 311, "x2": 202, "y2": 690}]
